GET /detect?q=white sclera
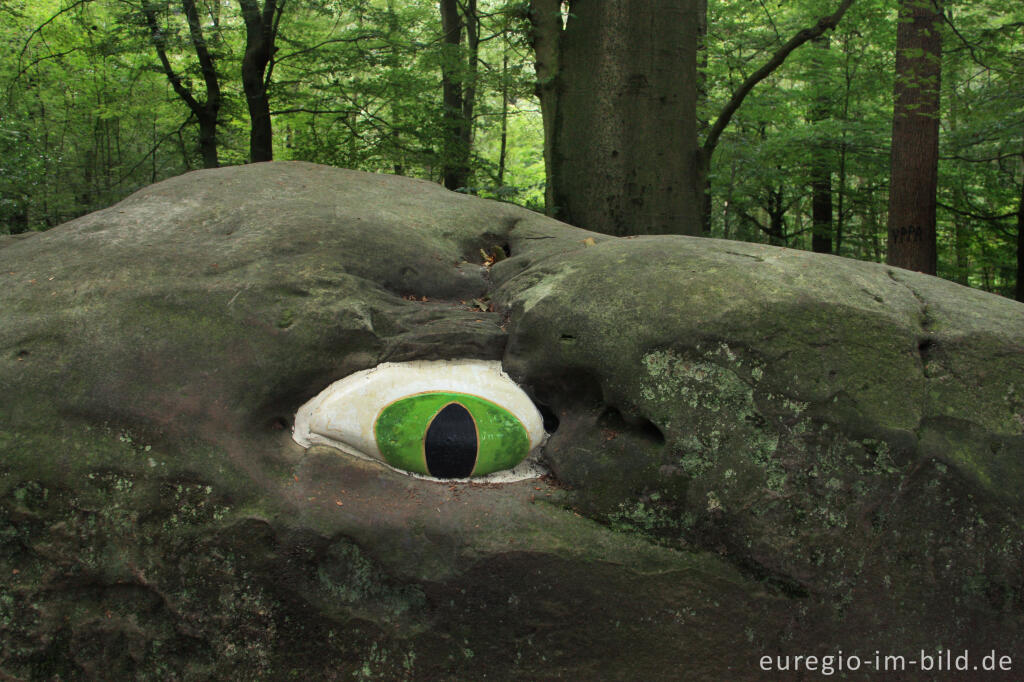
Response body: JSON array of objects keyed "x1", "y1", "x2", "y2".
[{"x1": 292, "y1": 360, "x2": 547, "y2": 478}]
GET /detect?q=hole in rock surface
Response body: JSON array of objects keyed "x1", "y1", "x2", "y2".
[
  {"x1": 536, "y1": 402, "x2": 560, "y2": 434},
  {"x1": 599, "y1": 405, "x2": 665, "y2": 445}
]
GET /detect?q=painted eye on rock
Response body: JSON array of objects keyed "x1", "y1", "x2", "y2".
[
  {"x1": 291, "y1": 360, "x2": 546, "y2": 481},
  {"x1": 375, "y1": 392, "x2": 530, "y2": 477}
]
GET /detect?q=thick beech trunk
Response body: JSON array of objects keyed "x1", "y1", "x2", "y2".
[
  {"x1": 547, "y1": 0, "x2": 699, "y2": 235},
  {"x1": 439, "y1": 0, "x2": 478, "y2": 191},
  {"x1": 886, "y1": 0, "x2": 942, "y2": 274}
]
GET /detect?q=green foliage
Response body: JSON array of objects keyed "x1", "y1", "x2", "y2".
[
  {"x1": 1, "y1": 0, "x2": 1021, "y2": 297},
  {"x1": 0, "y1": 0, "x2": 542, "y2": 232},
  {"x1": 702, "y1": 0, "x2": 1023, "y2": 296}
]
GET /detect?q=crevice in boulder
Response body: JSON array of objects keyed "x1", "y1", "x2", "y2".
[
  {"x1": 689, "y1": 515, "x2": 810, "y2": 598},
  {"x1": 887, "y1": 269, "x2": 934, "y2": 333},
  {"x1": 535, "y1": 402, "x2": 560, "y2": 434},
  {"x1": 598, "y1": 405, "x2": 665, "y2": 446},
  {"x1": 723, "y1": 250, "x2": 765, "y2": 263},
  {"x1": 887, "y1": 270, "x2": 938, "y2": 389},
  {"x1": 724, "y1": 552, "x2": 811, "y2": 599},
  {"x1": 917, "y1": 336, "x2": 937, "y2": 375}
]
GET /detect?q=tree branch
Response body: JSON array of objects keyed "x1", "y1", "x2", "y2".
[
  {"x1": 11, "y1": 0, "x2": 92, "y2": 96},
  {"x1": 19, "y1": 0, "x2": 93, "y2": 62},
  {"x1": 274, "y1": 34, "x2": 386, "y2": 64},
  {"x1": 937, "y1": 201, "x2": 1016, "y2": 222},
  {"x1": 265, "y1": 0, "x2": 286, "y2": 90},
  {"x1": 5, "y1": 47, "x2": 84, "y2": 101},
  {"x1": 182, "y1": 0, "x2": 221, "y2": 106},
  {"x1": 269, "y1": 107, "x2": 354, "y2": 116},
  {"x1": 115, "y1": 113, "x2": 196, "y2": 186},
  {"x1": 940, "y1": 151, "x2": 1023, "y2": 164},
  {"x1": 701, "y1": 0, "x2": 855, "y2": 162},
  {"x1": 143, "y1": 6, "x2": 203, "y2": 115}
]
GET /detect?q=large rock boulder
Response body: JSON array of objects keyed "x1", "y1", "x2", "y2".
[{"x1": 2, "y1": 161, "x2": 1022, "y2": 679}]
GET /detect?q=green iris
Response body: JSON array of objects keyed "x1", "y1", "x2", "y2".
[{"x1": 374, "y1": 391, "x2": 530, "y2": 478}]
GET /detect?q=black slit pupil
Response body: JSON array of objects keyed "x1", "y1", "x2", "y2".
[{"x1": 424, "y1": 403, "x2": 477, "y2": 478}]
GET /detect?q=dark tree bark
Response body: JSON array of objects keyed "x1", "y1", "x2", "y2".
[
  {"x1": 811, "y1": 169, "x2": 834, "y2": 253},
  {"x1": 809, "y1": 35, "x2": 833, "y2": 254},
  {"x1": 698, "y1": 0, "x2": 854, "y2": 234},
  {"x1": 886, "y1": 0, "x2": 942, "y2": 275},
  {"x1": 530, "y1": 0, "x2": 699, "y2": 235},
  {"x1": 184, "y1": 0, "x2": 221, "y2": 168},
  {"x1": 143, "y1": 1, "x2": 222, "y2": 168},
  {"x1": 1016, "y1": 158, "x2": 1024, "y2": 302},
  {"x1": 497, "y1": 51, "x2": 509, "y2": 187},
  {"x1": 697, "y1": 0, "x2": 711, "y2": 234},
  {"x1": 238, "y1": 0, "x2": 285, "y2": 163},
  {"x1": 439, "y1": 0, "x2": 479, "y2": 191}
]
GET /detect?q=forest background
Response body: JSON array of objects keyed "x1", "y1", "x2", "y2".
[{"x1": 1, "y1": 0, "x2": 1022, "y2": 300}]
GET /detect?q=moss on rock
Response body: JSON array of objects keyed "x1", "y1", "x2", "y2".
[{"x1": 2, "y1": 163, "x2": 1023, "y2": 678}]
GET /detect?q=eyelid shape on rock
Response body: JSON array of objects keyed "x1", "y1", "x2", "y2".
[{"x1": 292, "y1": 360, "x2": 547, "y2": 480}]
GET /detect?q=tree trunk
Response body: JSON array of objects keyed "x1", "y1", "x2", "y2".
[
  {"x1": 1016, "y1": 158, "x2": 1024, "y2": 302},
  {"x1": 951, "y1": 202, "x2": 970, "y2": 285},
  {"x1": 497, "y1": 51, "x2": 509, "y2": 187},
  {"x1": 439, "y1": 0, "x2": 477, "y2": 191},
  {"x1": 886, "y1": 0, "x2": 942, "y2": 275},
  {"x1": 835, "y1": 148, "x2": 846, "y2": 254},
  {"x1": 183, "y1": 0, "x2": 221, "y2": 168},
  {"x1": 549, "y1": 0, "x2": 699, "y2": 235},
  {"x1": 697, "y1": 0, "x2": 711, "y2": 235},
  {"x1": 811, "y1": 171, "x2": 833, "y2": 253},
  {"x1": 239, "y1": 0, "x2": 283, "y2": 163},
  {"x1": 143, "y1": 2, "x2": 223, "y2": 168},
  {"x1": 809, "y1": 35, "x2": 832, "y2": 254},
  {"x1": 197, "y1": 112, "x2": 219, "y2": 169}
]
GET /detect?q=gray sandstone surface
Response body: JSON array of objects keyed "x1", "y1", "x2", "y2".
[{"x1": 1, "y1": 161, "x2": 1022, "y2": 679}]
